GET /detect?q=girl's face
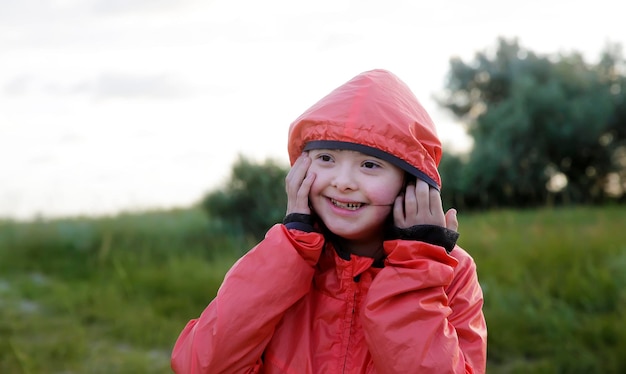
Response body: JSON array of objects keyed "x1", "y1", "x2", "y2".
[{"x1": 307, "y1": 149, "x2": 405, "y2": 243}]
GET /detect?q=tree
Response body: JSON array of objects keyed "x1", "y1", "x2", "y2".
[
  {"x1": 200, "y1": 155, "x2": 289, "y2": 241},
  {"x1": 437, "y1": 38, "x2": 626, "y2": 208}
]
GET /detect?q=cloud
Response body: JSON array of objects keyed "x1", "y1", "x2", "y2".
[
  {"x1": 90, "y1": 73, "x2": 190, "y2": 99},
  {"x1": 3, "y1": 75, "x2": 33, "y2": 95},
  {"x1": 2, "y1": 72, "x2": 196, "y2": 99},
  {"x1": 0, "y1": 0, "x2": 201, "y2": 20},
  {"x1": 91, "y1": 0, "x2": 203, "y2": 15}
]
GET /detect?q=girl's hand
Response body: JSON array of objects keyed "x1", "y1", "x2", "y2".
[
  {"x1": 393, "y1": 179, "x2": 458, "y2": 231},
  {"x1": 285, "y1": 153, "x2": 316, "y2": 215}
]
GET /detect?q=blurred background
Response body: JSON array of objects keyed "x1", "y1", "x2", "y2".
[
  {"x1": 1, "y1": 0, "x2": 625, "y2": 373},
  {"x1": 1, "y1": 0, "x2": 623, "y2": 220}
]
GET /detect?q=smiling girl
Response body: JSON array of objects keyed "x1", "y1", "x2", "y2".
[{"x1": 171, "y1": 69, "x2": 487, "y2": 374}]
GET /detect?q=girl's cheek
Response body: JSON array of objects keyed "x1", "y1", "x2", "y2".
[{"x1": 370, "y1": 186, "x2": 400, "y2": 206}]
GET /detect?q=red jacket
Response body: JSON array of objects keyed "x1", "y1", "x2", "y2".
[
  {"x1": 171, "y1": 69, "x2": 487, "y2": 372},
  {"x1": 171, "y1": 224, "x2": 486, "y2": 373}
]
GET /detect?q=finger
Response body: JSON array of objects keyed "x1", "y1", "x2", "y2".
[
  {"x1": 403, "y1": 182, "x2": 417, "y2": 219},
  {"x1": 445, "y1": 208, "x2": 459, "y2": 232},
  {"x1": 285, "y1": 154, "x2": 310, "y2": 192},
  {"x1": 298, "y1": 172, "x2": 315, "y2": 200},
  {"x1": 285, "y1": 154, "x2": 313, "y2": 215},
  {"x1": 289, "y1": 153, "x2": 310, "y2": 180},
  {"x1": 393, "y1": 194, "x2": 406, "y2": 227},
  {"x1": 429, "y1": 187, "x2": 445, "y2": 224},
  {"x1": 429, "y1": 187, "x2": 443, "y2": 214},
  {"x1": 286, "y1": 173, "x2": 314, "y2": 215},
  {"x1": 414, "y1": 180, "x2": 430, "y2": 219}
]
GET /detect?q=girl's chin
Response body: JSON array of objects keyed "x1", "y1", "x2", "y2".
[{"x1": 322, "y1": 223, "x2": 382, "y2": 241}]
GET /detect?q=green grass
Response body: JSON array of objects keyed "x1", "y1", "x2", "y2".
[
  {"x1": 0, "y1": 208, "x2": 246, "y2": 374},
  {"x1": 459, "y1": 206, "x2": 626, "y2": 373},
  {"x1": 1, "y1": 205, "x2": 625, "y2": 373}
]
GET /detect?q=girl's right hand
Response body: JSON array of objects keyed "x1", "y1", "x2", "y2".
[{"x1": 285, "y1": 153, "x2": 316, "y2": 215}]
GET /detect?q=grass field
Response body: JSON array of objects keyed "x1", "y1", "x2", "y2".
[{"x1": 1, "y1": 205, "x2": 625, "y2": 373}]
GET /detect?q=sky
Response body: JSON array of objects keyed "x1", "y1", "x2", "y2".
[{"x1": 1, "y1": 0, "x2": 623, "y2": 220}]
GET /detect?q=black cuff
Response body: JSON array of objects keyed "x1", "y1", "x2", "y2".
[
  {"x1": 283, "y1": 213, "x2": 315, "y2": 233},
  {"x1": 390, "y1": 225, "x2": 459, "y2": 253}
]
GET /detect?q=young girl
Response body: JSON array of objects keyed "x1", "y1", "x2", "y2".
[{"x1": 171, "y1": 69, "x2": 487, "y2": 373}]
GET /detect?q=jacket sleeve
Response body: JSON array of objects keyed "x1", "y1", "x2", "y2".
[
  {"x1": 361, "y1": 240, "x2": 487, "y2": 374},
  {"x1": 170, "y1": 224, "x2": 324, "y2": 374}
]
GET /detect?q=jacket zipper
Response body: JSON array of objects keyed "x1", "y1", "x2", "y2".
[{"x1": 342, "y1": 275, "x2": 361, "y2": 373}]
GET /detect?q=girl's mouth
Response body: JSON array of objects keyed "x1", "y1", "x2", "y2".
[{"x1": 330, "y1": 198, "x2": 363, "y2": 210}]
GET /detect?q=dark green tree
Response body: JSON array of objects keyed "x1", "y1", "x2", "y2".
[
  {"x1": 437, "y1": 38, "x2": 626, "y2": 207},
  {"x1": 201, "y1": 155, "x2": 289, "y2": 241}
]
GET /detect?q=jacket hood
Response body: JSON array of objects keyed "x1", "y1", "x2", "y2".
[{"x1": 287, "y1": 69, "x2": 442, "y2": 189}]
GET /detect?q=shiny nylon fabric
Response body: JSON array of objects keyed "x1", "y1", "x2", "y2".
[
  {"x1": 171, "y1": 225, "x2": 487, "y2": 373},
  {"x1": 288, "y1": 69, "x2": 442, "y2": 188}
]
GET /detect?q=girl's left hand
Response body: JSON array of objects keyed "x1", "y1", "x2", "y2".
[{"x1": 393, "y1": 179, "x2": 458, "y2": 231}]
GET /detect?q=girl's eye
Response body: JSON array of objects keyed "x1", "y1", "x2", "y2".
[
  {"x1": 362, "y1": 161, "x2": 380, "y2": 169},
  {"x1": 318, "y1": 154, "x2": 333, "y2": 162}
]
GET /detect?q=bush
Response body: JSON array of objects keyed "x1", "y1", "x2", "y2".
[{"x1": 200, "y1": 154, "x2": 289, "y2": 241}]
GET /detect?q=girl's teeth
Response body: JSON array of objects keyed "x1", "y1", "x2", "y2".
[{"x1": 331, "y1": 199, "x2": 362, "y2": 210}]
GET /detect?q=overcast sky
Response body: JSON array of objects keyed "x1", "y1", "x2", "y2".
[{"x1": 1, "y1": 0, "x2": 623, "y2": 220}]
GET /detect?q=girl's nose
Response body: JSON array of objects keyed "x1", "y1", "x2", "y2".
[{"x1": 330, "y1": 167, "x2": 358, "y2": 191}]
